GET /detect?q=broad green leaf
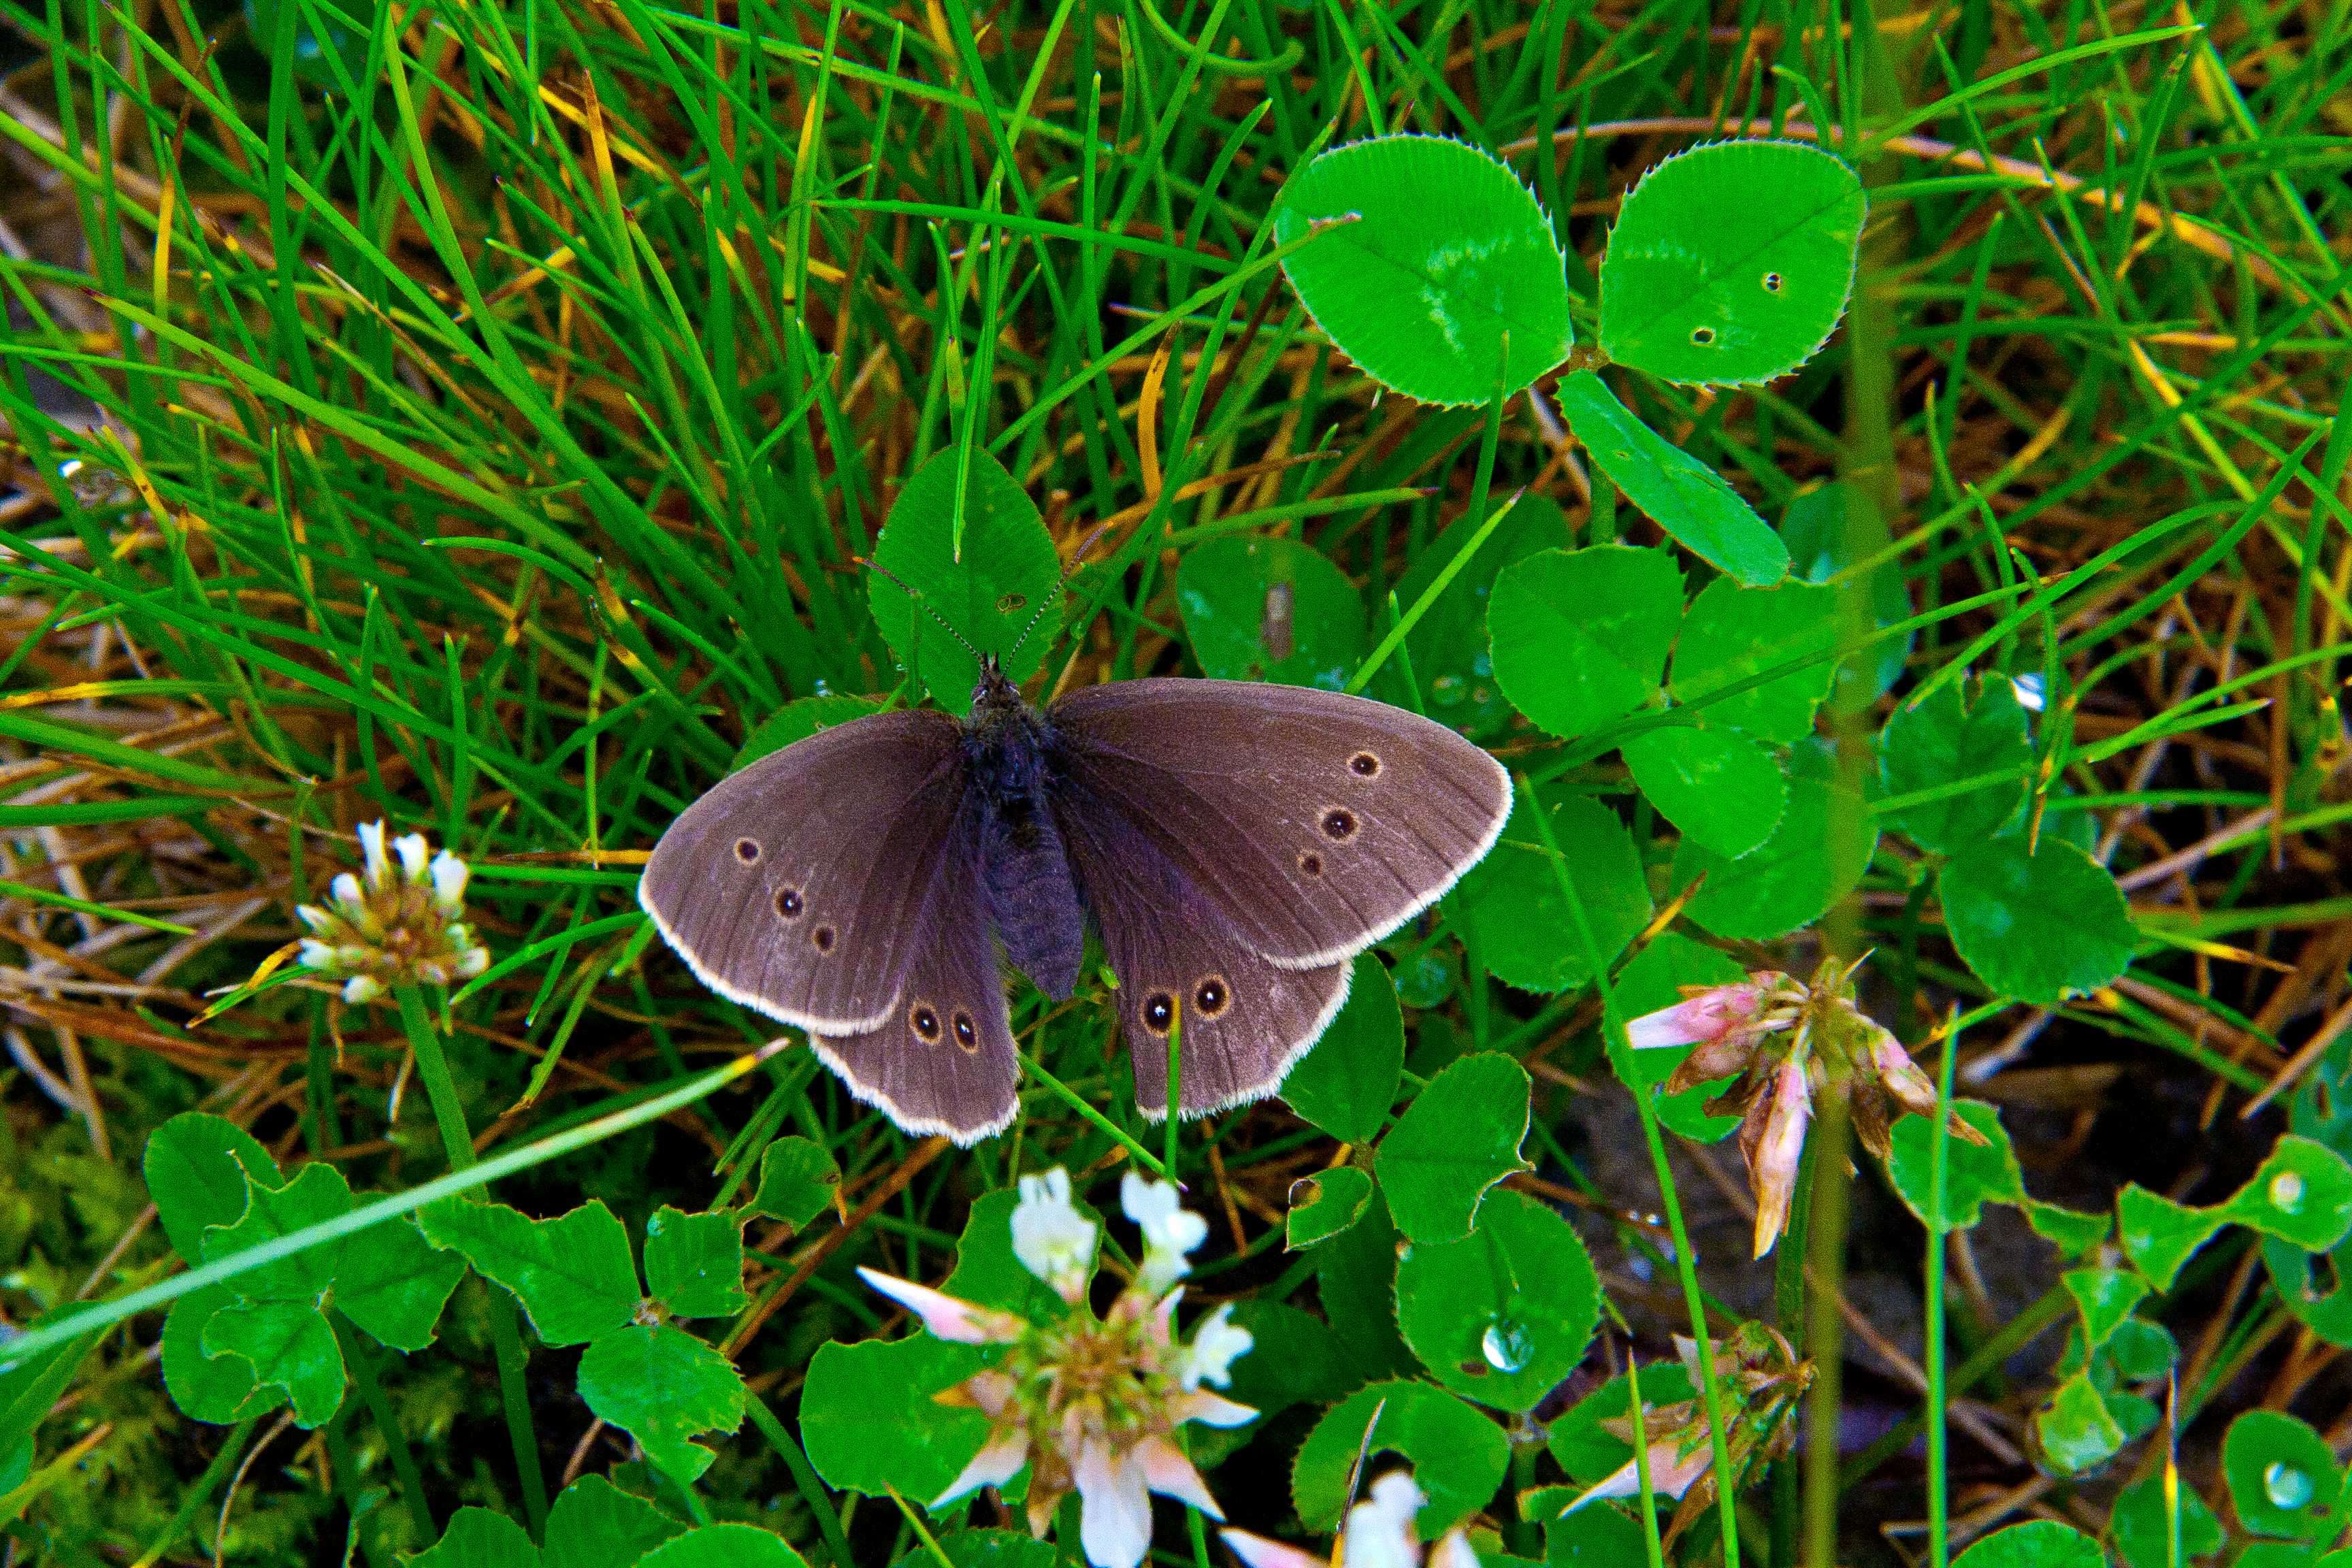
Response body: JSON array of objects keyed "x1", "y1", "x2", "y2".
[
  {"x1": 2221, "y1": 1137, "x2": 2352, "y2": 1254},
  {"x1": 1395, "y1": 1190, "x2": 1598, "y2": 1411},
  {"x1": 1293, "y1": 1379, "x2": 1511, "y2": 1532},
  {"x1": 637, "y1": 1524, "x2": 809, "y2": 1567},
  {"x1": 2112, "y1": 1475, "x2": 2223, "y2": 1568},
  {"x1": 801, "y1": 1337, "x2": 992, "y2": 1499},
  {"x1": 1450, "y1": 794, "x2": 1650, "y2": 992},
  {"x1": 1540, "y1": 1497, "x2": 1650, "y2": 1567},
  {"x1": 577, "y1": 1324, "x2": 747, "y2": 1487},
  {"x1": 1222, "y1": 1301, "x2": 1357, "y2": 1416},
  {"x1": 1622, "y1": 727, "x2": 1786, "y2": 858},
  {"x1": 2030, "y1": 1372, "x2": 2125, "y2": 1475},
  {"x1": 2264, "y1": 1235, "x2": 2352, "y2": 1348},
  {"x1": 1784, "y1": 483, "x2": 1909, "y2": 713},
  {"x1": 1313, "y1": 1188, "x2": 1418, "y2": 1382},
  {"x1": 337, "y1": 1213, "x2": 466, "y2": 1352},
  {"x1": 1488, "y1": 545, "x2": 1683, "y2": 739},
  {"x1": 2224, "y1": 1410, "x2": 2342, "y2": 1537},
  {"x1": 644, "y1": 1207, "x2": 747, "y2": 1320},
  {"x1": 892, "y1": 1532, "x2": 1056, "y2": 1568},
  {"x1": 1669, "y1": 578, "x2": 1840, "y2": 741},
  {"x1": 2105, "y1": 1318, "x2": 2179, "y2": 1381},
  {"x1": 739, "y1": 1137, "x2": 843, "y2": 1231},
  {"x1": 1941, "y1": 837, "x2": 2134, "y2": 1004},
  {"x1": 1674, "y1": 774, "x2": 1876, "y2": 940},
  {"x1": 868, "y1": 447, "x2": 1061, "y2": 713},
  {"x1": 1286, "y1": 1166, "x2": 1373, "y2": 1250},
  {"x1": 2025, "y1": 1202, "x2": 2112, "y2": 1258},
  {"x1": 200, "y1": 1162, "x2": 351, "y2": 1303},
  {"x1": 1273, "y1": 134, "x2": 1573, "y2": 407},
  {"x1": 161, "y1": 1282, "x2": 267, "y2": 1424},
  {"x1": 1951, "y1": 1520, "x2": 2107, "y2": 1568},
  {"x1": 1599, "y1": 140, "x2": 1865, "y2": 385},
  {"x1": 2117, "y1": 1185, "x2": 2224, "y2": 1292},
  {"x1": 1178, "y1": 536, "x2": 1367, "y2": 690},
  {"x1": 1883, "y1": 1101, "x2": 2025, "y2": 1232},
  {"x1": 419, "y1": 1198, "x2": 641, "y2": 1345},
  {"x1": 544, "y1": 1473, "x2": 687, "y2": 1568},
  {"x1": 203, "y1": 1301, "x2": 344, "y2": 1428},
  {"x1": 1546, "y1": 1362, "x2": 1699, "y2": 1483},
  {"x1": 144, "y1": 1112, "x2": 282, "y2": 1264},
  {"x1": 1400, "y1": 495, "x2": 1565, "y2": 735},
  {"x1": 2062, "y1": 1269, "x2": 2151, "y2": 1352},
  {"x1": 1379, "y1": 1052, "x2": 1532, "y2": 1243},
  {"x1": 1613, "y1": 932, "x2": 1748, "y2": 1142},
  {"x1": 733, "y1": 696, "x2": 884, "y2": 772},
  {"x1": 410, "y1": 1507, "x2": 539, "y2": 1568},
  {"x1": 942, "y1": 1186, "x2": 1100, "y2": 1318},
  {"x1": 1878, "y1": 681, "x2": 2032, "y2": 853},
  {"x1": 2293, "y1": 1030, "x2": 2352, "y2": 1163},
  {"x1": 2246, "y1": 1548, "x2": 2324, "y2": 1568},
  {"x1": 1282, "y1": 953, "x2": 1405, "y2": 1144},
  {"x1": 1556, "y1": 371, "x2": 1787, "y2": 586}
]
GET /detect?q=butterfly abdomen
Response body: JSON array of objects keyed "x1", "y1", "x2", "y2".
[{"x1": 967, "y1": 714, "x2": 1085, "y2": 1002}]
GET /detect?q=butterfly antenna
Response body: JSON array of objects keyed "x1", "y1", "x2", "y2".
[
  {"x1": 1008, "y1": 521, "x2": 1116, "y2": 659},
  {"x1": 858, "y1": 555, "x2": 985, "y2": 663}
]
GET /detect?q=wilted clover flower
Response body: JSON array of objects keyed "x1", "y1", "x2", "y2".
[
  {"x1": 295, "y1": 821, "x2": 489, "y2": 1004},
  {"x1": 1561, "y1": 1323, "x2": 1812, "y2": 1548},
  {"x1": 858, "y1": 1167, "x2": 1254, "y2": 1568},
  {"x1": 1628, "y1": 955, "x2": 1987, "y2": 1258},
  {"x1": 1224, "y1": 1469, "x2": 1479, "y2": 1568}
]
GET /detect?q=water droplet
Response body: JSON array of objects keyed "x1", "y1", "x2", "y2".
[
  {"x1": 2266, "y1": 1461, "x2": 2315, "y2": 1509},
  {"x1": 1288, "y1": 1177, "x2": 1323, "y2": 1209},
  {"x1": 1482, "y1": 1318, "x2": 1535, "y2": 1374},
  {"x1": 2272, "y1": 1171, "x2": 2307, "y2": 1213}
]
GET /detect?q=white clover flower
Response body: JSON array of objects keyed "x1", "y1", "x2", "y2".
[
  {"x1": 1177, "y1": 1303, "x2": 1252, "y2": 1391},
  {"x1": 294, "y1": 820, "x2": 490, "y2": 1004},
  {"x1": 1011, "y1": 1166, "x2": 1097, "y2": 1302},
  {"x1": 1222, "y1": 1467, "x2": 1481, "y2": 1568},
  {"x1": 1122, "y1": 1171, "x2": 1207, "y2": 1293}
]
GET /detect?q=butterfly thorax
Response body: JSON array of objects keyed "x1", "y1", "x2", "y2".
[{"x1": 962, "y1": 659, "x2": 1085, "y2": 1002}]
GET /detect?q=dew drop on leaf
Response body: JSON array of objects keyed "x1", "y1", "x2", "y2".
[
  {"x1": 2272, "y1": 1172, "x2": 2307, "y2": 1213},
  {"x1": 2265, "y1": 1460, "x2": 2316, "y2": 1509},
  {"x1": 1482, "y1": 1318, "x2": 1535, "y2": 1373}
]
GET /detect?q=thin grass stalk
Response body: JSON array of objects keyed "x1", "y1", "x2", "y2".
[
  {"x1": 1926, "y1": 1011, "x2": 1961, "y2": 1568},
  {"x1": 1520, "y1": 773, "x2": 1741, "y2": 1568}
]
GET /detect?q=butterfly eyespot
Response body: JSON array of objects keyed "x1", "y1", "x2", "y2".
[
  {"x1": 1297, "y1": 851, "x2": 1324, "y2": 877},
  {"x1": 1320, "y1": 808, "x2": 1358, "y2": 842},
  {"x1": 1348, "y1": 751, "x2": 1382, "y2": 777},
  {"x1": 910, "y1": 1004, "x2": 942, "y2": 1043},
  {"x1": 1763, "y1": 272, "x2": 1782, "y2": 292},
  {"x1": 1142, "y1": 992, "x2": 1176, "y2": 1035},
  {"x1": 811, "y1": 925, "x2": 837, "y2": 953},
  {"x1": 732, "y1": 838, "x2": 761, "y2": 864},
  {"x1": 774, "y1": 887, "x2": 804, "y2": 919},
  {"x1": 1691, "y1": 325, "x2": 1717, "y2": 346},
  {"x1": 1194, "y1": 976, "x2": 1230, "y2": 1017},
  {"x1": 951, "y1": 1012, "x2": 979, "y2": 1053}
]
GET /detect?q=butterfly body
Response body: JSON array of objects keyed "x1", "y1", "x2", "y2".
[
  {"x1": 640, "y1": 664, "x2": 1512, "y2": 1144},
  {"x1": 963, "y1": 666, "x2": 1085, "y2": 1002}
]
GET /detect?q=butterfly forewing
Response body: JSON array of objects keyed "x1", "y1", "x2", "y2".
[
  {"x1": 638, "y1": 710, "x2": 966, "y2": 1032},
  {"x1": 1054, "y1": 783, "x2": 1351, "y2": 1120},
  {"x1": 1049, "y1": 680, "x2": 1512, "y2": 968},
  {"x1": 810, "y1": 822, "x2": 1021, "y2": 1144}
]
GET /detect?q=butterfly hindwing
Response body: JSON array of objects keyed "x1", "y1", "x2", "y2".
[
  {"x1": 810, "y1": 816, "x2": 1020, "y2": 1144},
  {"x1": 1055, "y1": 781, "x2": 1351, "y2": 1120},
  {"x1": 1049, "y1": 679, "x2": 1512, "y2": 969},
  {"x1": 638, "y1": 710, "x2": 965, "y2": 1032}
]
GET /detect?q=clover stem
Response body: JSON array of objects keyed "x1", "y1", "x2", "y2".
[{"x1": 393, "y1": 985, "x2": 551, "y2": 1539}]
